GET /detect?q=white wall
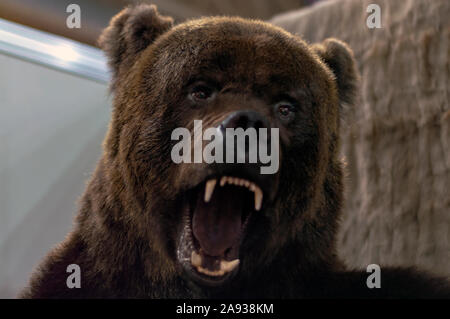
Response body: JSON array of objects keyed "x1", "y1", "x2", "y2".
[{"x1": 0, "y1": 53, "x2": 110, "y2": 298}]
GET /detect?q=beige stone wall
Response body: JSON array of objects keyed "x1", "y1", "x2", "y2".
[{"x1": 271, "y1": 0, "x2": 450, "y2": 277}]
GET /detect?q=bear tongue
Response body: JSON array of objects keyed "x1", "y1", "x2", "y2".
[{"x1": 192, "y1": 186, "x2": 244, "y2": 259}]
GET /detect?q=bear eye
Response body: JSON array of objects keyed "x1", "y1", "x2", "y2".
[
  {"x1": 275, "y1": 101, "x2": 296, "y2": 123},
  {"x1": 190, "y1": 85, "x2": 215, "y2": 101}
]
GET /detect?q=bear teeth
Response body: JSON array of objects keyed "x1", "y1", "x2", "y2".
[
  {"x1": 191, "y1": 250, "x2": 202, "y2": 267},
  {"x1": 204, "y1": 179, "x2": 217, "y2": 202},
  {"x1": 204, "y1": 176, "x2": 263, "y2": 211},
  {"x1": 191, "y1": 251, "x2": 240, "y2": 276}
]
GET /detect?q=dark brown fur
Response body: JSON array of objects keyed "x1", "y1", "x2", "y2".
[{"x1": 20, "y1": 4, "x2": 450, "y2": 298}]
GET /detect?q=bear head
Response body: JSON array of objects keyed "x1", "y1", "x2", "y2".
[{"x1": 97, "y1": 4, "x2": 358, "y2": 291}]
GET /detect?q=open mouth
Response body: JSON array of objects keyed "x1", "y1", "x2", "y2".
[{"x1": 177, "y1": 175, "x2": 265, "y2": 286}]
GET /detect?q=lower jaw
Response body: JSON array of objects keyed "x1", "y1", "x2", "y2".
[
  {"x1": 183, "y1": 261, "x2": 238, "y2": 287},
  {"x1": 176, "y1": 194, "x2": 242, "y2": 287},
  {"x1": 177, "y1": 238, "x2": 239, "y2": 287}
]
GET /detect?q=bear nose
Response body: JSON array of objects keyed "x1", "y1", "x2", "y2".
[
  {"x1": 220, "y1": 110, "x2": 270, "y2": 132},
  {"x1": 219, "y1": 110, "x2": 271, "y2": 161}
]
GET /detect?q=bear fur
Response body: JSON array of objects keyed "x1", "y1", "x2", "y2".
[{"x1": 20, "y1": 4, "x2": 450, "y2": 298}]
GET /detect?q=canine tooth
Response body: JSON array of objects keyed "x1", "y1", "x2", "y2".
[
  {"x1": 254, "y1": 186, "x2": 263, "y2": 211},
  {"x1": 220, "y1": 259, "x2": 240, "y2": 273},
  {"x1": 220, "y1": 176, "x2": 227, "y2": 186},
  {"x1": 204, "y1": 179, "x2": 217, "y2": 202},
  {"x1": 191, "y1": 251, "x2": 202, "y2": 267},
  {"x1": 244, "y1": 181, "x2": 250, "y2": 188},
  {"x1": 249, "y1": 183, "x2": 256, "y2": 192}
]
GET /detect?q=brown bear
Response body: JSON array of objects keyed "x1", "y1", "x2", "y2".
[{"x1": 20, "y1": 4, "x2": 450, "y2": 298}]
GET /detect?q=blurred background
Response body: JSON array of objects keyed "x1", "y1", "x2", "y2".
[
  {"x1": 1, "y1": 0, "x2": 449, "y2": 299},
  {"x1": 0, "y1": 0, "x2": 314, "y2": 46}
]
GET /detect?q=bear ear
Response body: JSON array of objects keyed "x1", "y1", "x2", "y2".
[
  {"x1": 311, "y1": 38, "x2": 359, "y2": 108},
  {"x1": 98, "y1": 4, "x2": 173, "y2": 87}
]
